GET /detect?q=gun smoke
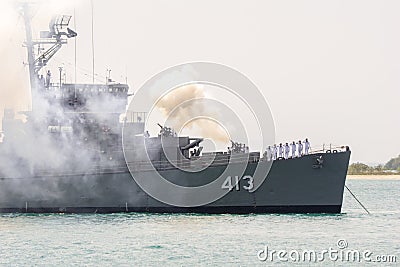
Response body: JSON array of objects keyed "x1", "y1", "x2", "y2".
[{"x1": 156, "y1": 85, "x2": 230, "y2": 144}]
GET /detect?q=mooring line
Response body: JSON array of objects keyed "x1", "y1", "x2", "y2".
[{"x1": 345, "y1": 184, "x2": 370, "y2": 214}]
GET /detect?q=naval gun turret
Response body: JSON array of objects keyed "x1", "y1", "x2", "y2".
[{"x1": 157, "y1": 123, "x2": 176, "y2": 137}]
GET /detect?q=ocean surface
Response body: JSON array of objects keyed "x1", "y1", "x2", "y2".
[{"x1": 0, "y1": 178, "x2": 399, "y2": 266}]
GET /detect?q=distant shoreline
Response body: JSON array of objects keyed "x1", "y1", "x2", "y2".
[{"x1": 347, "y1": 175, "x2": 400, "y2": 180}]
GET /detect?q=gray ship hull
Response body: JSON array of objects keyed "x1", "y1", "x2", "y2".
[{"x1": 0, "y1": 151, "x2": 350, "y2": 214}]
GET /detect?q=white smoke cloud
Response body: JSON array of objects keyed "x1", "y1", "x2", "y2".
[{"x1": 155, "y1": 84, "x2": 229, "y2": 144}]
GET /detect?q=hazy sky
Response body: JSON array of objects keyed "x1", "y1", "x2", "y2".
[{"x1": 0, "y1": 0, "x2": 399, "y2": 164}]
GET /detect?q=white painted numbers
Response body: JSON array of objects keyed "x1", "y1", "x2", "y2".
[
  {"x1": 221, "y1": 176, "x2": 236, "y2": 191},
  {"x1": 242, "y1": 175, "x2": 254, "y2": 190},
  {"x1": 221, "y1": 175, "x2": 254, "y2": 191}
]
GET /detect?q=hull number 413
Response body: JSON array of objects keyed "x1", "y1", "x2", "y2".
[{"x1": 221, "y1": 175, "x2": 254, "y2": 191}]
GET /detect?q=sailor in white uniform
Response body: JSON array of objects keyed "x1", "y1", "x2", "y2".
[
  {"x1": 304, "y1": 138, "x2": 310, "y2": 155},
  {"x1": 284, "y1": 143, "x2": 290, "y2": 159},
  {"x1": 278, "y1": 143, "x2": 284, "y2": 159},
  {"x1": 297, "y1": 140, "x2": 303, "y2": 157},
  {"x1": 272, "y1": 144, "x2": 278, "y2": 160},
  {"x1": 266, "y1": 146, "x2": 273, "y2": 161},
  {"x1": 291, "y1": 141, "x2": 296, "y2": 158}
]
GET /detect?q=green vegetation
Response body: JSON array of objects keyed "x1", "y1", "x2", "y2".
[
  {"x1": 348, "y1": 155, "x2": 400, "y2": 175},
  {"x1": 384, "y1": 154, "x2": 400, "y2": 171}
]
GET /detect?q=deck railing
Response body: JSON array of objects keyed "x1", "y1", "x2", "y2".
[{"x1": 33, "y1": 145, "x2": 349, "y2": 176}]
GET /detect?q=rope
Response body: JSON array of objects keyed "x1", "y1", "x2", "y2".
[{"x1": 345, "y1": 184, "x2": 370, "y2": 214}]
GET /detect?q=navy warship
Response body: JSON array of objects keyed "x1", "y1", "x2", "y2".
[{"x1": 0, "y1": 6, "x2": 351, "y2": 214}]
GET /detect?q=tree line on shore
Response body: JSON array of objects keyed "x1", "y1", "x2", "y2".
[{"x1": 348, "y1": 154, "x2": 400, "y2": 175}]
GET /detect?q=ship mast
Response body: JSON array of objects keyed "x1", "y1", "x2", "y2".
[
  {"x1": 20, "y1": 3, "x2": 77, "y2": 112},
  {"x1": 21, "y1": 3, "x2": 36, "y2": 109}
]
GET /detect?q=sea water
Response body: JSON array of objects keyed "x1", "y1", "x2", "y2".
[{"x1": 0, "y1": 179, "x2": 398, "y2": 266}]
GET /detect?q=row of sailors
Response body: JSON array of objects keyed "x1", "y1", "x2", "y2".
[
  {"x1": 229, "y1": 141, "x2": 249, "y2": 153},
  {"x1": 264, "y1": 139, "x2": 311, "y2": 160}
]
